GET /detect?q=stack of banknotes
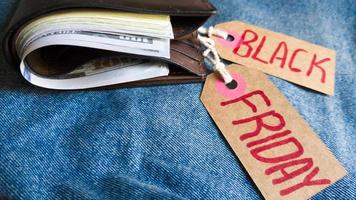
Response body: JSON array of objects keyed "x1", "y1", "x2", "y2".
[{"x1": 16, "y1": 10, "x2": 174, "y2": 89}]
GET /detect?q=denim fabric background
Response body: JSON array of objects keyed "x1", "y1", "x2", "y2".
[{"x1": 0, "y1": 0, "x2": 355, "y2": 199}]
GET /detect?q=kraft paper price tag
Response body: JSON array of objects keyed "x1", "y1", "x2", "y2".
[
  {"x1": 213, "y1": 21, "x2": 336, "y2": 95},
  {"x1": 201, "y1": 64, "x2": 346, "y2": 200}
]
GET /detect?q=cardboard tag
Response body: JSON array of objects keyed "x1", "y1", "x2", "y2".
[
  {"x1": 213, "y1": 21, "x2": 336, "y2": 95},
  {"x1": 201, "y1": 64, "x2": 346, "y2": 200}
]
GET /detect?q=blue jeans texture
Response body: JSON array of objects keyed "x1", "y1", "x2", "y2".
[{"x1": 0, "y1": 0, "x2": 355, "y2": 199}]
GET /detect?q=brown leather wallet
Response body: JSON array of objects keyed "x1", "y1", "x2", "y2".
[{"x1": 3, "y1": 0, "x2": 216, "y2": 88}]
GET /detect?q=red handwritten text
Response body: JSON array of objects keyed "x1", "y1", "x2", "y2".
[{"x1": 221, "y1": 90, "x2": 331, "y2": 196}]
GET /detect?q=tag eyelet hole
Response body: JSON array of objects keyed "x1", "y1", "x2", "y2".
[
  {"x1": 226, "y1": 35, "x2": 235, "y2": 42},
  {"x1": 226, "y1": 80, "x2": 238, "y2": 90}
]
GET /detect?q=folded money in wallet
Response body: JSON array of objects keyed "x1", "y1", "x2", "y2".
[{"x1": 3, "y1": 0, "x2": 216, "y2": 90}]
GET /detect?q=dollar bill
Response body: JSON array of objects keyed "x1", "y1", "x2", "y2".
[
  {"x1": 20, "y1": 57, "x2": 169, "y2": 90},
  {"x1": 19, "y1": 30, "x2": 170, "y2": 59},
  {"x1": 63, "y1": 56, "x2": 146, "y2": 78}
]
